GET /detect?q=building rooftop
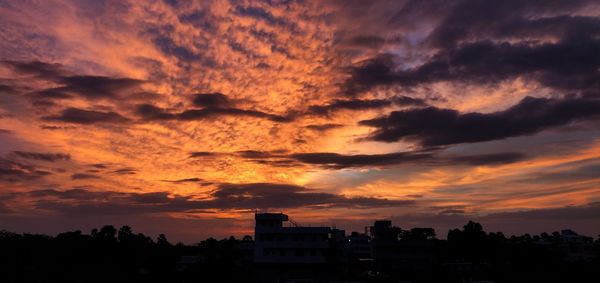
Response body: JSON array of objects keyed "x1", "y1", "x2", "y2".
[{"x1": 255, "y1": 213, "x2": 289, "y2": 221}]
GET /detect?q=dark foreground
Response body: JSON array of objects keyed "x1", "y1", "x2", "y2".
[{"x1": 1, "y1": 221, "x2": 599, "y2": 283}]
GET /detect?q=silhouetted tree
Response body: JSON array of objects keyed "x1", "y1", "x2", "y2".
[
  {"x1": 118, "y1": 225, "x2": 133, "y2": 243},
  {"x1": 96, "y1": 225, "x2": 117, "y2": 243},
  {"x1": 402, "y1": 227, "x2": 436, "y2": 240},
  {"x1": 157, "y1": 234, "x2": 171, "y2": 246},
  {"x1": 0, "y1": 223, "x2": 598, "y2": 283}
]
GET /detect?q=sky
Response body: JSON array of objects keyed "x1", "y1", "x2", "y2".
[{"x1": 1, "y1": 0, "x2": 599, "y2": 243}]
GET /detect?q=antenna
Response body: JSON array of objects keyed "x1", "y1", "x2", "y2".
[{"x1": 288, "y1": 217, "x2": 302, "y2": 227}]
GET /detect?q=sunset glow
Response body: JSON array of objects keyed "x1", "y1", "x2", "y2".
[{"x1": 1, "y1": 0, "x2": 599, "y2": 242}]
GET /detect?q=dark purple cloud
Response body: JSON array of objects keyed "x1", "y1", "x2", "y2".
[
  {"x1": 70, "y1": 173, "x2": 100, "y2": 180},
  {"x1": 360, "y1": 96, "x2": 600, "y2": 146},
  {"x1": 162, "y1": 177, "x2": 203, "y2": 183},
  {"x1": 6, "y1": 183, "x2": 414, "y2": 216},
  {"x1": 191, "y1": 149, "x2": 527, "y2": 169},
  {"x1": 306, "y1": 96, "x2": 427, "y2": 116},
  {"x1": 305, "y1": 123, "x2": 344, "y2": 132},
  {"x1": 192, "y1": 93, "x2": 231, "y2": 108},
  {"x1": 56, "y1": 75, "x2": 144, "y2": 100},
  {"x1": 44, "y1": 108, "x2": 129, "y2": 124},
  {"x1": 135, "y1": 103, "x2": 292, "y2": 123},
  {"x1": 111, "y1": 168, "x2": 137, "y2": 175},
  {"x1": 0, "y1": 158, "x2": 51, "y2": 182},
  {"x1": 13, "y1": 151, "x2": 70, "y2": 162},
  {"x1": 341, "y1": 0, "x2": 600, "y2": 95}
]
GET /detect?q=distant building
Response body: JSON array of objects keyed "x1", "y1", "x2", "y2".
[
  {"x1": 369, "y1": 220, "x2": 401, "y2": 262},
  {"x1": 560, "y1": 229, "x2": 593, "y2": 245},
  {"x1": 559, "y1": 229, "x2": 595, "y2": 262},
  {"x1": 345, "y1": 232, "x2": 372, "y2": 260},
  {"x1": 368, "y1": 219, "x2": 436, "y2": 274},
  {"x1": 254, "y1": 213, "x2": 345, "y2": 264}
]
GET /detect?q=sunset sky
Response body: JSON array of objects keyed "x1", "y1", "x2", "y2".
[{"x1": 1, "y1": 0, "x2": 599, "y2": 243}]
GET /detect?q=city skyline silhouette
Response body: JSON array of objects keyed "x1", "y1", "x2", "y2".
[{"x1": 1, "y1": 1, "x2": 600, "y2": 281}]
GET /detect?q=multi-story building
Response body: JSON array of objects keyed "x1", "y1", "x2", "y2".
[
  {"x1": 254, "y1": 213, "x2": 344, "y2": 264},
  {"x1": 346, "y1": 232, "x2": 372, "y2": 260}
]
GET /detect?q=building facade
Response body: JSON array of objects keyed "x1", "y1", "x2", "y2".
[{"x1": 254, "y1": 213, "x2": 344, "y2": 264}]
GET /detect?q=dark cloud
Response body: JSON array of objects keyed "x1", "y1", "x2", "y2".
[
  {"x1": 392, "y1": 96, "x2": 427, "y2": 106},
  {"x1": 29, "y1": 188, "x2": 120, "y2": 200},
  {"x1": 189, "y1": 151, "x2": 216, "y2": 158},
  {"x1": 307, "y1": 98, "x2": 391, "y2": 116},
  {"x1": 220, "y1": 149, "x2": 526, "y2": 169},
  {"x1": 344, "y1": 36, "x2": 600, "y2": 94},
  {"x1": 28, "y1": 88, "x2": 73, "y2": 100},
  {"x1": 342, "y1": 35, "x2": 386, "y2": 49},
  {"x1": 0, "y1": 128, "x2": 12, "y2": 134},
  {"x1": 306, "y1": 96, "x2": 427, "y2": 116},
  {"x1": 1, "y1": 60, "x2": 64, "y2": 79},
  {"x1": 192, "y1": 93, "x2": 231, "y2": 108},
  {"x1": 3, "y1": 60, "x2": 146, "y2": 102},
  {"x1": 0, "y1": 84, "x2": 14, "y2": 92},
  {"x1": 152, "y1": 35, "x2": 197, "y2": 61},
  {"x1": 135, "y1": 104, "x2": 176, "y2": 120},
  {"x1": 288, "y1": 152, "x2": 433, "y2": 169},
  {"x1": 360, "y1": 96, "x2": 600, "y2": 146},
  {"x1": 425, "y1": 0, "x2": 597, "y2": 49},
  {"x1": 39, "y1": 125, "x2": 76, "y2": 130},
  {"x1": 13, "y1": 151, "x2": 70, "y2": 162},
  {"x1": 0, "y1": 84, "x2": 18, "y2": 95},
  {"x1": 235, "y1": 150, "x2": 274, "y2": 159},
  {"x1": 111, "y1": 167, "x2": 137, "y2": 175},
  {"x1": 56, "y1": 75, "x2": 144, "y2": 100},
  {"x1": 14, "y1": 183, "x2": 413, "y2": 215},
  {"x1": 0, "y1": 158, "x2": 51, "y2": 182},
  {"x1": 208, "y1": 183, "x2": 414, "y2": 209},
  {"x1": 305, "y1": 123, "x2": 344, "y2": 132},
  {"x1": 341, "y1": 1, "x2": 600, "y2": 95},
  {"x1": 286, "y1": 151, "x2": 526, "y2": 169},
  {"x1": 70, "y1": 173, "x2": 100, "y2": 180},
  {"x1": 178, "y1": 108, "x2": 292, "y2": 122},
  {"x1": 90, "y1": 163, "x2": 109, "y2": 169},
  {"x1": 234, "y1": 5, "x2": 288, "y2": 27},
  {"x1": 162, "y1": 177, "x2": 203, "y2": 183},
  {"x1": 44, "y1": 107, "x2": 129, "y2": 124},
  {"x1": 135, "y1": 104, "x2": 292, "y2": 123},
  {"x1": 341, "y1": 54, "x2": 399, "y2": 95}
]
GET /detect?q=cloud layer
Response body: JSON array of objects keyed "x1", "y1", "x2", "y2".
[{"x1": 1, "y1": 0, "x2": 599, "y2": 241}]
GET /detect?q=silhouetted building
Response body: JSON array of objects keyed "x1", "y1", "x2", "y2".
[
  {"x1": 254, "y1": 213, "x2": 347, "y2": 282},
  {"x1": 369, "y1": 220, "x2": 401, "y2": 262},
  {"x1": 254, "y1": 213, "x2": 345, "y2": 264},
  {"x1": 369, "y1": 219, "x2": 436, "y2": 276},
  {"x1": 345, "y1": 232, "x2": 372, "y2": 260},
  {"x1": 559, "y1": 229, "x2": 595, "y2": 262}
]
